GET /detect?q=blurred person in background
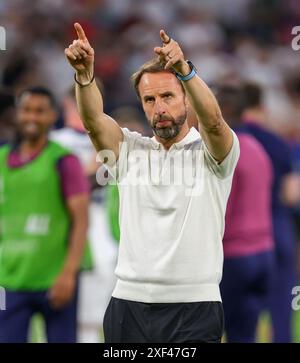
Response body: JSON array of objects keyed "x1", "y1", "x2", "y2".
[
  {"x1": 0, "y1": 86, "x2": 89, "y2": 343},
  {"x1": 216, "y1": 85, "x2": 274, "y2": 342},
  {"x1": 242, "y1": 82, "x2": 300, "y2": 342},
  {"x1": 284, "y1": 76, "x2": 300, "y2": 284},
  {"x1": 0, "y1": 89, "x2": 16, "y2": 146}
]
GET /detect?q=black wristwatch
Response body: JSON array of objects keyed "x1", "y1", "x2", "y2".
[{"x1": 175, "y1": 61, "x2": 197, "y2": 82}]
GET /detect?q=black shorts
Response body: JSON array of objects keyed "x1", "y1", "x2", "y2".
[{"x1": 103, "y1": 297, "x2": 224, "y2": 343}]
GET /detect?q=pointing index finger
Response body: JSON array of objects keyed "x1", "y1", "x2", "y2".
[
  {"x1": 74, "y1": 23, "x2": 87, "y2": 41},
  {"x1": 160, "y1": 29, "x2": 171, "y2": 44}
]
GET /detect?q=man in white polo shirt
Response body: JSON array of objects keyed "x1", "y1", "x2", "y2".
[{"x1": 65, "y1": 23, "x2": 240, "y2": 343}]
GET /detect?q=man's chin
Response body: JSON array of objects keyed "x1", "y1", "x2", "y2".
[{"x1": 154, "y1": 127, "x2": 179, "y2": 140}]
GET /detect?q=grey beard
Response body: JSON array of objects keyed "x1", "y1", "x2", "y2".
[
  {"x1": 152, "y1": 112, "x2": 187, "y2": 140},
  {"x1": 153, "y1": 123, "x2": 181, "y2": 139}
]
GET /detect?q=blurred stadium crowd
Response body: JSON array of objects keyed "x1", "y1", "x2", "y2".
[
  {"x1": 1, "y1": 0, "x2": 300, "y2": 342},
  {"x1": 1, "y1": 0, "x2": 300, "y2": 128}
]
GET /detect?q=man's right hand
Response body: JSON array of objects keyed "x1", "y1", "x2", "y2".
[{"x1": 65, "y1": 23, "x2": 94, "y2": 81}]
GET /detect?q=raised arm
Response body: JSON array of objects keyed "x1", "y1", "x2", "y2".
[
  {"x1": 154, "y1": 30, "x2": 233, "y2": 163},
  {"x1": 65, "y1": 23, "x2": 123, "y2": 159}
]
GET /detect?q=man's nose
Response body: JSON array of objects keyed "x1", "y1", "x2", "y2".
[{"x1": 154, "y1": 99, "x2": 165, "y2": 115}]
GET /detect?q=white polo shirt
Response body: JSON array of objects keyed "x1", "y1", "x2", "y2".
[{"x1": 110, "y1": 127, "x2": 239, "y2": 303}]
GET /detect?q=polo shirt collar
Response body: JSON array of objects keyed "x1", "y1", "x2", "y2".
[{"x1": 151, "y1": 127, "x2": 200, "y2": 150}]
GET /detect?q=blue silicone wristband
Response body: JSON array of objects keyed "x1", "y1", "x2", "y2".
[{"x1": 175, "y1": 61, "x2": 197, "y2": 82}]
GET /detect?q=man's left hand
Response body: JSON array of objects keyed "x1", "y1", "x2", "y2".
[{"x1": 154, "y1": 29, "x2": 190, "y2": 75}]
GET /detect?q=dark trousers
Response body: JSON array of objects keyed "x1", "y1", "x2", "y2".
[
  {"x1": 269, "y1": 255, "x2": 294, "y2": 343},
  {"x1": 103, "y1": 297, "x2": 224, "y2": 343},
  {"x1": 269, "y1": 215, "x2": 296, "y2": 343},
  {"x1": 0, "y1": 287, "x2": 78, "y2": 343},
  {"x1": 220, "y1": 251, "x2": 274, "y2": 343}
]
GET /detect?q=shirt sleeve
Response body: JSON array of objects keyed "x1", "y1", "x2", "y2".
[
  {"x1": 202, "y1": 129, "x2": 240, "y2": 179},
  {"x1": 57, "y1": 154, "x2": 90, "y2": 199}
]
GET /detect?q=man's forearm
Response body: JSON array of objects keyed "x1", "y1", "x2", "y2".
[
  {"x1": 63, "y1": 192, "x2": 89, "y2": 275},
  {"x1": 181, "y1": 70, "x2": 223, "y2": 132},
  {"x1": 75, "y1": 71, "x2": 104, "y2": 130},
  {"x1": 49, "y1": 200, "x2": 88, "y2": 308},
  {"x1": 62, "y1": 219, "x2": 88, "y2": 275},
  {"x1": 66, "y1": 23, "x2": 123, "y2": 156},
  {"x1": 75, "y1": 70, "x2": 124, "y2": 155},
  {"x1": 177, "y1": 63, "x2": 232, "y2": 161}
]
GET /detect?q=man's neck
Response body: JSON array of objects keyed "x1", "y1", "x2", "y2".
[
  {"x1": 154, "y1": 123, "x2": 190, "y2": 150},
  {"x1": 19, "y1": 136, "x2": 48, "y2": 159}
]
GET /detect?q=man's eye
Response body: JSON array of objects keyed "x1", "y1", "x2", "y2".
[{"x1": 145, "y1": 98, "x2": 154, "y2": 103}]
